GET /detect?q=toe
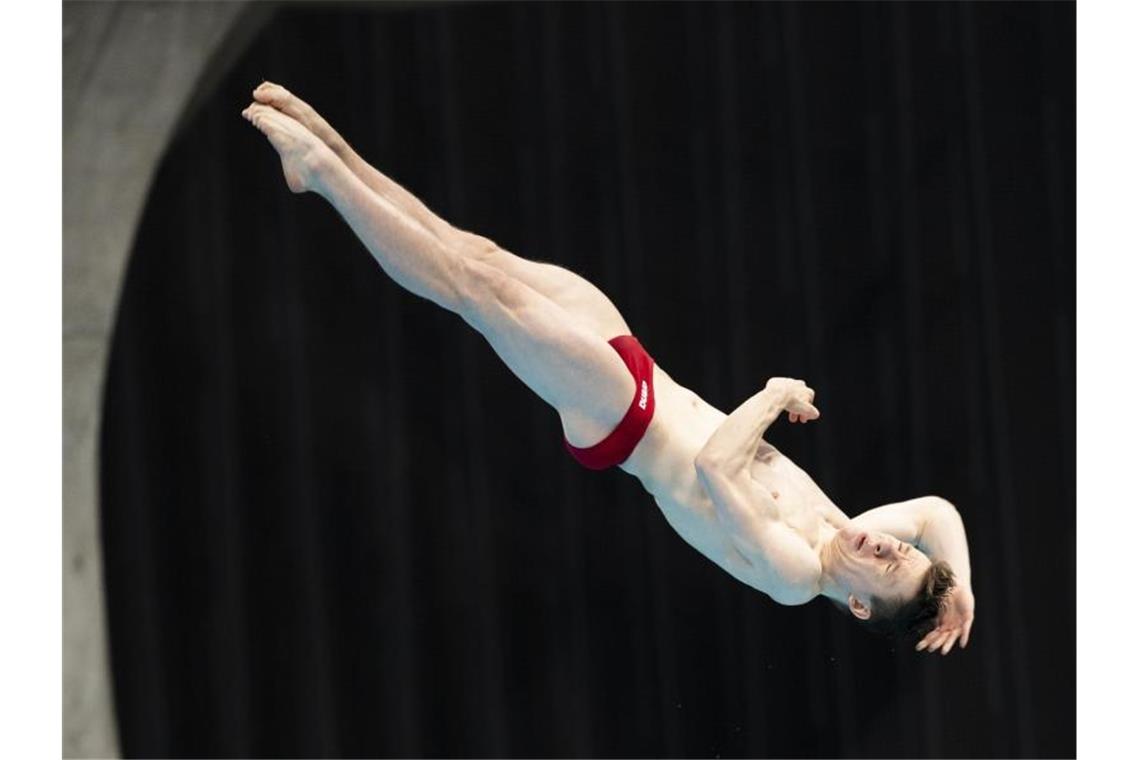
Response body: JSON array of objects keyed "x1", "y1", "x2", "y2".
[
  {"x1": 244, "y1": 104, "x2": 273, "y2": 131},
  {"x1": 253, "y1": 82, "x2": 289, "y2": 106}
]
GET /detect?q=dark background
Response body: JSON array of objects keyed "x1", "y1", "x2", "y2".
[{"x1": 100, "y1": 1, "x2": 1075, "y2": 757}]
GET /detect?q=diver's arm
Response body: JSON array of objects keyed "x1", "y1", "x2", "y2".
[
  {"x1": 695, "y1": 378, "x2": 819, "y2": 477},
  {"x1": 852, "y1": 496, "x2": 972, "y2": 587},
  {"x1": 855, "y1": 496, "x2": 975, "y2": 652},
  {"x1": 695, "y1": 455, "x2": 821, "y2": 605},
  {"x1": 913, "y1": 499, "x2": 972, "y2": 589},
  {"x1": 910, "y1": 499, "x2": 975, "y2": 652}
]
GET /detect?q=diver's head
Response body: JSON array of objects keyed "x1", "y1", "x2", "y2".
[{"x1": 823, "y1": 526, "x2": 955, "y2": 639}]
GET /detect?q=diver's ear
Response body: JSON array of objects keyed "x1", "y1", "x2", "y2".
[{"x1": 848, "y1": 594, "x2": 871, "y2": 620}]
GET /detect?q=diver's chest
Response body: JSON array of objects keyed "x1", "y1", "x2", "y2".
[
  {"x1": 749, "y1": 449, "x2": 818, "y2": 497},
  {"x1": 748, "y1": 452, "x2": 830, "y2": 537}
]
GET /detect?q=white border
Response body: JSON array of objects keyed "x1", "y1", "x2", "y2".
[
  {"x1": 0, "y1": 0, "x2": 62, "y2": 756},
  {"x1": 1078, "y1": 1, "x2": 1140, "y2": 758},
  {"x1": 8, "y1": 0, "x2": 1125, "y2": 756}
]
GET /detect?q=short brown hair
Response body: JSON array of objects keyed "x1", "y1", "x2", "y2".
[{"x1": 832, "y1": 561, "x2": 957, "y2": 641}]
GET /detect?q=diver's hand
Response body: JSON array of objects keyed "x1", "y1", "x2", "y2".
[
  {"x1": 765, "y1": 377, "x2": 820, "y2": 424},
  {"x1": 916, "y1": 584, "x2": 975, "y2": 654}
]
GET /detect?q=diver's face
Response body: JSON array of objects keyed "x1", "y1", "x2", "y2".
[{"x1": 832, "y1": 526, "x2": 933, "y2": 607}]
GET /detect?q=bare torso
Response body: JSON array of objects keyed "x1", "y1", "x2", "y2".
[{"x1": 618, "y1": 365, "x2": 849, "y2": 596}]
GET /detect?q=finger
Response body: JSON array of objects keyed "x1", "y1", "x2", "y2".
[
  {"x1": 961, "y1": 619, "x2": 973, "y2": 648},
  {"x1": 940, "y1": 631, "x2": 960, "y2": 655},
  {"x1": 916, "y1": 632, "x2": 936, "y2": 651},
  {"x1": 927, "y1": 630, "x2": 950, "y2": 654},
  {"x1": 789, "y1": 412, "x2": 800, "y2": 423}
]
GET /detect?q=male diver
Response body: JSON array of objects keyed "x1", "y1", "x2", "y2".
[{"x1": 242, "y1": 82, "x2": 974, "y2": 654}]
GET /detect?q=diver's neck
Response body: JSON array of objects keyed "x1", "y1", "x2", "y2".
[{"x1": 815, "y1": 521, "x2": 849, "y2": 604}]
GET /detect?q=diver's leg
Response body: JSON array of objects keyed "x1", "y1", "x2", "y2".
[
  {"x1": 242, "y1": 103, "x2": 635, "y2": 445},
  {"x1": 251, "y1": 82, "x2": 634, "y2": 340},
  {"x1": 463, "y1": 238, "x2": 634, "y2": 341},
  {"x1": 252, "y1": 80, "x2": 458, "y2": 246},
  {"x1": 243, "y1": 102, "x2": 466, "y2": 309}
]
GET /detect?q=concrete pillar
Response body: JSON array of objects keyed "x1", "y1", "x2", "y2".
[{"x1": 64, "y1": 3, "x2": 251, "y2": 756}]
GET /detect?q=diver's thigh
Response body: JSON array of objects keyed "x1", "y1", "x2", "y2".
[
  {"x1": 467, "y1": 239, "x2": 633, "y2": 340},
  {"x1": 457, "y1": 257, "x2": 635, "y2": 445}
]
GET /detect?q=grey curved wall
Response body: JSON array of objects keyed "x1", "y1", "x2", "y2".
[{"x1": 63, "y1": 2, "x2": 250, "y2": 756}]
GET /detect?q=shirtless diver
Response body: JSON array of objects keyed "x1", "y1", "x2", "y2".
[{"x1": 242, "y1": 82, "x2": 975, "y2": 655}]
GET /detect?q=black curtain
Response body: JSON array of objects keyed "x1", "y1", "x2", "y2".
[{"x1": 100, "y1": 2, "x2": 1075, "y2": 757}]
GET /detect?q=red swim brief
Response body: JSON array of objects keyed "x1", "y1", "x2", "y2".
[{"x1": 563, "y1": 335, "x2": 656, "y2": 470}]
